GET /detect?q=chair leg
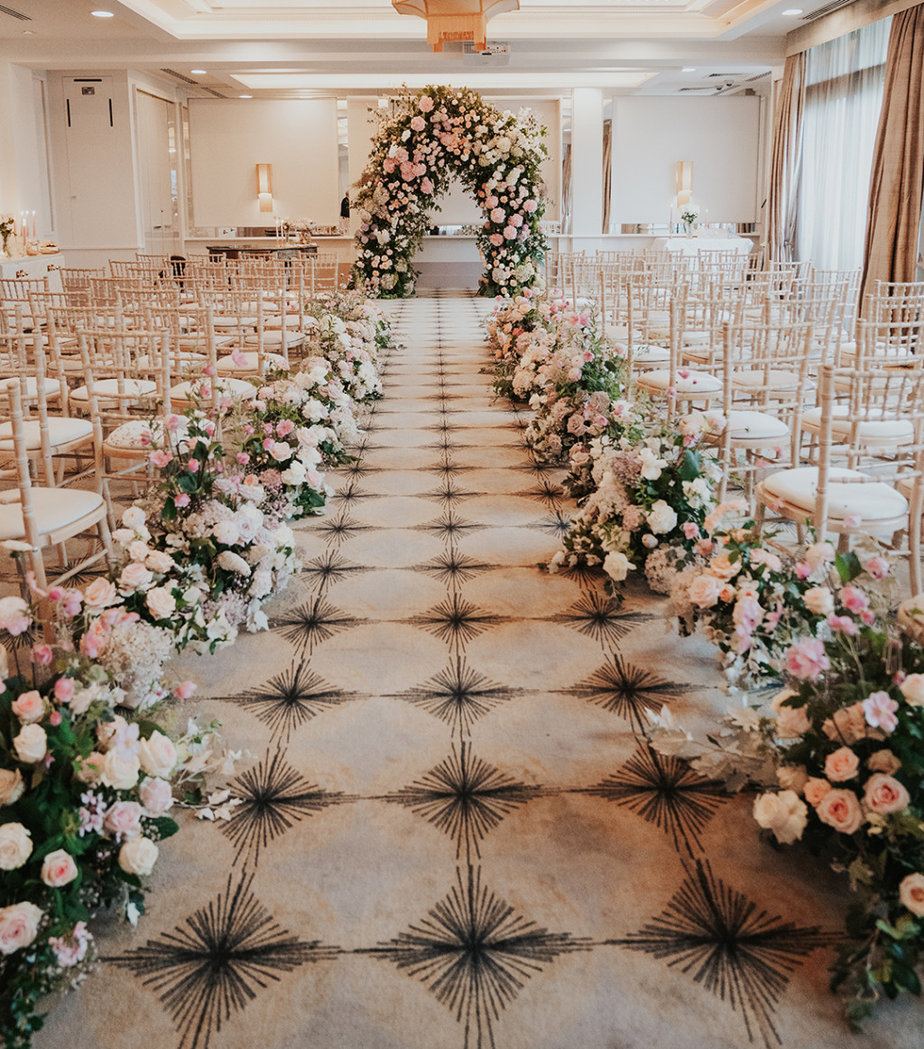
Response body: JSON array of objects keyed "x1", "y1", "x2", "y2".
[
  {"x1": 911, "y1": 517, "x2": 922, "y2": 596},
  {"x1": 753, "y1": 498, "x2": 766, "y2": 540},
  {"x1": 96, "y1": 512, "x2": 115, "y2": 571}
]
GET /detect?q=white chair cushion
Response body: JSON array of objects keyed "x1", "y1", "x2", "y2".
[
  {"x1": 638, "y1": 369, "x2": 722, "y2": 394},
  {"x1": 733, "y1": 368, "x2": 802, "y2": 391},
  {"x1": 135, "y1": 352, "x2": 205, "y2": 369},
  {"x1": 244, "y1": 331, "x2": 305, "y2": 347},
  {"x1": 603, "y1": 322, "x2": 628, "y2": 341},
  {"x1": 761, "y1": 466, "x2": 908, "y2": 522},
  {"x1": 0, "y1": 487, "x2": 103, "y2": 541},
  {"x1": 690, "y1": 410, "x2": 788, "y2": 442},
  {"x1": 71, "y1": 378, "x2": 157, "y2": 402},
  {"x1": 210, "y1": 315, "x2": 258, "y2": 328},
  {"x1": 632, "y1": 343, "x2": 671, "y2": 363},
  {"x1": 0, "y1": 377, "x2": 63, "y2": 400},
  {"x1": 801, "y1": 405, "x2": 914, "y2": 444},
  {"x1": 682, "y1": 331, "x2": 713, "y2": 346},
  {"x1": 0, "y1": 417, "x2": 93, "y2": 451},
  {"x1": 216, "y1": 352, "x2": 286, "y2": 374},
  {"x1": 170, "y1": 377, "x2": 257, "y2": 401},
  {"x1": 105, "y1": 417, "x2": 190, "y2": 450}
]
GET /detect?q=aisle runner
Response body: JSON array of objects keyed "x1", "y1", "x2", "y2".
[{"x1": 38, "y1": 295, "x2": 918, "y2": 1049}]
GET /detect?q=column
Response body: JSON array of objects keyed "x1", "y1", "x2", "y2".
[{"x1": 570, "y1": 87, "x2": 604, "y2": 245}]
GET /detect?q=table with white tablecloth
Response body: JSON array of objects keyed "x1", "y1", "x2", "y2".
[{"x1": 650, "y1": 236, "x2": 753, "y2": 256}]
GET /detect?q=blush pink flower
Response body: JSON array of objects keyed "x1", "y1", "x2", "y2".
[
  {"x1": 149, "y1": 450, "x2": 172, "y2": 468},
  {"x1": 174, "y1": 493, "x2": 190, "y2": 508},
  {"x1": 865, "y1": 555, "x2": 890, "y2": 579},
  {"x1": 840, "y1": 586, "x2": 869, "y2": 614},
  {"x1": 785, "y1": 638, "x2": 830, "y2": 681},
  {"x1": 827, "y1": 614, "x2": 858, "y2": 636},
  {"x1": 862, "y1": 690, "x2": 899, "y2": 733}
]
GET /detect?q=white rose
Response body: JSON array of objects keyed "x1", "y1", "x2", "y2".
[
  {"x1": 647, "y1": 500, "x2": 678, "y2": 535},
  {"x1": 13, "y1": 724, "x2": 47, "y2": 764},
  {"x1": 100, "y1": 749, "x2": 140, "y2": 791},
  {"x1": 0, "y1": 901, "x2": 43, "y2": 956},
  {"x1": 121, "y1": 506, "x2": 147, "y2": 530},
  {"x1": 212, "y1": 520, "x2": 240, "y2": 546},
  {"x1": 0, "y1": 769, "x2": 24, "y2": 807},
  {"x1": 803, "y1": 586, "x2": 834, "y2": 616},
  {"x1": 217, "y1": 551, "x2": 251, "y2": 576},
  {"x1": 138, "y1": 731, "x2": 177, "y2": 779},
  {"x1": 753, "y1": 790, "x2": 808, "y2": 844},
  {"x1": 603, "y1": 550, "x2": 633, "y2": 582},
  {"x1": 145, "y1": 550, "x2": 175, "y2": 574},
  {"x1": 145, "y1": 586, "x2": 176, "y2": 621},
  {"x1": 0, "y1": 823, "x2": 32, "y2": 870},
  {"x1": 118, "y1": 836, "x2": 158, "y2": 877}
]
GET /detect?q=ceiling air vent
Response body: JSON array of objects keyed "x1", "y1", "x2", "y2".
[
  {"x1": 201, "y1": 87, "x2": 227, "y2": 99},
  {"x1": 0, "y1": 4, "x2": 32, "y2": 21},
  {"x1": 802, "y1": 0, "x2": 855, "y2": 21},
  {"x1": 160, "y1": 68, "x2": 200, "y2": 85},
  {"x1": 462, "y1": 40, "x2": 510, "y2": 63}
]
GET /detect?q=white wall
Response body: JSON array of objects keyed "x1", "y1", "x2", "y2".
[
  {"x1": 0, "y1": 62, "x2": 55, "y2": 240},
  {"x1": 188, "y1": 98, "x2": 339, "y2": 227},
  {"x1": 610, "y1": 96, "x2": 761, "y2": 226}
]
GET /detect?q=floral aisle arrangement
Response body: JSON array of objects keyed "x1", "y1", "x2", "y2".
[
  {"x1": 670, "y1": 521, "x2": 894, "y2": 687},
  {"x1": 302, "y1": 307, "x2": 383, "y2": 404},
  {"x1": 484, "y1": 292, "x2": 546, "y2": 399},
  {"x1": 0, "y1": 597, "x2": 225, "y2": 1049},
  {"x1": 352, "y1": 85, "x2": 548, "y2": 298},
  {"x1": 550, "y1": 417, "x2": 720, "y2": 598}
]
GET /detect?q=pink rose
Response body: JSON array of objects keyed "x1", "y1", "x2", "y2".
[
  {"x1": 682, "y1": 522, "x2": 700, "y2": 540},
  {"x1": 815, "y1": 788, "x2": 864, "y2": 834},
  {"x1": 104, "y1": 800, "x2": 143, "y2": 840},
  {"x1": 420, "y1": 177, "x2": 434, "y2": 194},
  {"x1": 11, "y1": 690, "x2": 44, "y2": 724},
  {"x1": 523, "y1": 199, "x2": 538, "y2": 213},
  {"x1": 410, "y1": 115, "x2": 425, "y2": 131},
  {"x1": 899, "y1": 873, "x2": 924, "y2": 916},
  {"x1": 149, "y1": 450, "x2": 172, "y2": 468},
  {"x1": 0, "y1": 597, "x2": 31, "y2": 636},
  {"x1": 863, "y1": 773, "x2": 910, "y2": 815},
  {"x1": 173, "y1": 680, "x2": 196, "y2": 701},
  {"x1": 503, "y1": 226, "x2": 517, "y2": 240},
  {"x1": 418, "y1": 95, "x2": 434, "y2": 112},
  {"x1": 865, "y1": 556, "x2": 890, "y2": 579},
  {"x1": 139, "y1": 776, "x2": 174, "y2": 815},
  {"x1": 785, "y1": 638, "x2": 830, "y2": 681},
  {"x1": 40, "y1": 848, "x2": 78, "y2": 888},
  {"x1": 803, "y1": 777, "x2": 832, "y2": 807},
  {"x1": 489, "y1": 233, "x2": 504, "y2": 247},
  {"x1": 824, "y1": 746, "x2": 860, "y2": 782},
  {"x1": 31, "y1": 643, "x2": 53, "y2": 666},
  {"x1": 840, "y1": 586, "x2": 869, "y2": 614},
  {"x1": 0, "y1": 901, "x2": 43, "y2": 956}
]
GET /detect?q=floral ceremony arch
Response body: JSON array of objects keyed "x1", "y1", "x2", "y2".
[{"x1": 352, "y1": 85, "x2": 548, "y2": 298}]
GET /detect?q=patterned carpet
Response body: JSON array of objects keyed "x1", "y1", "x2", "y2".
[{"x1": 36, "y1": 292, "x2": 921, "y2": 1049}]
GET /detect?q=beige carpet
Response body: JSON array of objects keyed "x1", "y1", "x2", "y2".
[{"x1": 35, "y1": 292, "x2": 923, "y2": 1049}]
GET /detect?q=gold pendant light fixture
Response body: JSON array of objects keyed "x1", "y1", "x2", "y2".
[{"x1": 391, "y1": 0, "x2": 519, "y2": 52}]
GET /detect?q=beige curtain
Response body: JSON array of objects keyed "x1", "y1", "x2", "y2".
[
  {"x1": 859, "y1": 5, "x2": 924, "y2": 307},
  {"x1": 766, "y1": 53, "x2": 807, "y2": 264},
  {"x1": 602, "y1": 119, "x2": 613, "y2": 234}
]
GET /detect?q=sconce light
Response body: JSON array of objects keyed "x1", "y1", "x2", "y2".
[
  {"x1": 256, "y1": 163, "x2": 273, "y2": 213},
  {"x1": 675, "y1": 160, "x2": 693, "y2": 207}
]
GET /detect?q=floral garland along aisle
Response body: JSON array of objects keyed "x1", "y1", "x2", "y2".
[
  {"x1": 0, "y1": 291, "x2": 392, "y2": 1047},
  {"x1": 352, "y1": 85, "x2": 548, "y2": 298},
  {"x1": 486, "y1": 293, "x2": 924, "y2": 1026}
]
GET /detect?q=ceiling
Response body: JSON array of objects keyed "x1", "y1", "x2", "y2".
[{"x1": 0, "y1": 0, "x2": 861, "y2": 96}]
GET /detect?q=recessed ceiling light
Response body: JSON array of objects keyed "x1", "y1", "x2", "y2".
[
  {"x1": 682, "y1": 67, "x2": 696, "y2": 72},
  {"x1": 191, "y1": 69, "x2": 207, "y2": 75},
  {"x1": 91, "y1": 9, "x2": 115, "y2": 16},
  {"x1": 239, "y1": 94, "x2": 252, "y2": 98},
  {"x1": 782, "y1": 8, "x2": 803, "y2": 14}
]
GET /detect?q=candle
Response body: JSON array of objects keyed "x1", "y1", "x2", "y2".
[{"x1": 31, "y1": 211, "x2": 35, "y2": 239}]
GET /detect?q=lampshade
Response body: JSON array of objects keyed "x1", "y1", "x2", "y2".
[
  {"x1": 256, "y1": 163, "x2": 273, "y2": 213},
  {"x1": 675, "y1": 160, "x2": 693, "y2": 207},
  {"x1": 391, "y1": 0, "x2": 519, "y2": 52}
]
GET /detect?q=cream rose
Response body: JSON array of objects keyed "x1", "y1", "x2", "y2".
[
  {"x1": 0, "y1": 823, "x2": 32, "y2": 870},
  {"x1": 868, "y1": 750, "x2": 902, "y2": 775},
  {"x1": 138, "y1": 731, "x2": 177, "y2": 779},
  {"x1": 100, "y1": 749, "x2": 140, "y2": 791},
  {"x1": 647, "y1": 500, "x2": 678, "y2": 535},
  {"x1": 771, "y1": 691, "x2": 811, "y2": 739},
  {"x1": 687, "y1": 574, "x2": 724, "y2": 609},
  {"x1": 708, "y1": 552, "x2": 741, "y2": 581},
  {"x1": 899, "y1": 873, "x2": 924, "y2": 917},
  {"x1": 803, "y1": 586, "x2": 834, "y2": 616},
  {"x1": 11, "y1": 690, "x2": 44, "y2": 724},
  {"x1": 815, "y1": 788, "x2": 864, "y2": 834},
  {"x1": 139, "y1": 777, "x2": 174, "y2": 815},
  {"x1": 83, "y1": 577, "x2": 118, "y2": 608},
  {"x1": 40, "y1": 848, "x2": 78, "y2": 888},
  {"x1": 602, "y1": 550, "x2": 632, "y2": 583},
  {"x1": 777, "y1": 765, "x2": 808, "y2": 794},
  {"x1": 825, "y1": 746, "x2": 860, "y2": 782},
  {"x1": 145, "y1": 586, "x2": 176, "y2": 621},
  {"x1": 899, "y1": 674, "x2": 924, "y2": 707},
  {"x1": 13, "y1": 724, "x2": 47, "y2": 764},
  {"x1": 753, "y1": 790, "x2": 808, "y2": 844},
  {"x1": 212, "y1": 520, "x2": 240, "y2": 546},
  {"x1": 118, "y1": 836, "x2": 158, "y2": 877},
  {"x1": 119, "y1": 563, "x2": 153, "y2": 590},
  {"x1": 145, "y1": 550, "x2": 175, "y2": 574},
  {"x1": 0, "y1": 769, "x2": 24, "y2": 807},
  {"x1": 802, "y1": 777, "x2": 830, "y2": 807},
  {"x1": 863, "y1": 773, "x2": 910, "y2": 815},
  {"x1": 0, "y1": 901, "x2": 43, "y2": 955}
]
